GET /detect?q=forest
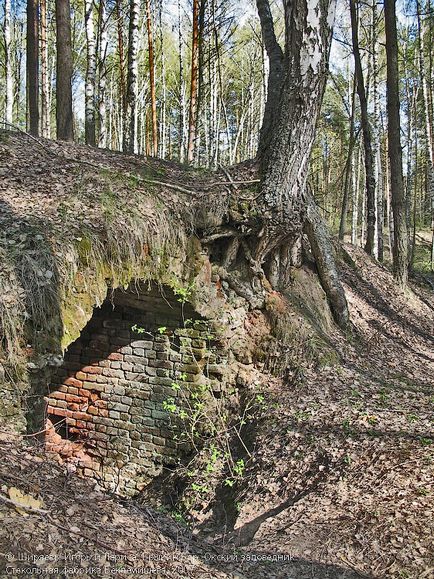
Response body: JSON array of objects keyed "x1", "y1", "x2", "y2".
[{"x1": 0, "y1": 0, "x2": 433, "y2": 578}]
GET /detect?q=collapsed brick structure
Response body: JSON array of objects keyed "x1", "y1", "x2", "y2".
[{"x1": 45, "y1": 283, "x2": 225, "y2": 496}]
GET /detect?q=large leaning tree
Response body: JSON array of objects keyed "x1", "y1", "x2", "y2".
[{"x1": 204, "y1": 0, "x2": 348, "y2": 328}]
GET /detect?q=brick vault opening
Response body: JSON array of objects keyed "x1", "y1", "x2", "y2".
[{"x1": 44, "y1": 281, "x2": 218, "y2": 496}]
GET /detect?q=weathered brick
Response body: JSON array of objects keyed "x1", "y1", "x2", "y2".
[
  {"x1": 102, "y1": 368, "x2": 124, "y2": 379},
  {"x1": 119, "y1": 346, "x2": 133, "y2": 355},
  {"x1": 64, "y1": 377, "x2": 83, "y2": 388},
  {"x1": 82, "y1": 366, "x2": 103, "y2": 375},
  {"x1": 131, "y1": 340, "x2": 153, "y2": 349},
  {"x1": 108, "y1": 352, "x2": 123, "y2": 361}
]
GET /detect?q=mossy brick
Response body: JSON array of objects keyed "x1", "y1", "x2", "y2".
[
  {"x1": 106, "y1": 427, "x2": 119, "y2": 435},
  {"x1": 121, "y1": 396, "x2": 132, "y2": 404},
  {"x1": 144, "y1": 349, "x2": 156, "y2": 359},
  {"x1": 148, "y1": 359, "x2": 172, "y2": 369},
  {"x1": 151, "y1": 409, "x2": 168, "y2": 420},
  {"x1": 121, "y1": 363, "x2": 134, "y2": 372},
  {"x1": 145, "y1": 366, "x2": 157, "y2": 377},
  {"x1": 109, "y1": 410, "x2": 120, "y2": 419},
  {"x1": 133, "y1": 348, "x2": 145, "y2": 356},
  {"x1": 132, "y1": 365, "x2": 147, "y2": 373},
  {"x1": 153, "y1": 343, "x2": 169, "y2": 352},
  {"x1": 110, "y1": 361, "x2": 122, "y2": 370},
  {"x1": 113, "y1": 385, "x2": 125, "y2": 395},
  {"x1": 120, "y1": 412, "x2": 129, "y2": 421},
  {"x1": 148, "y1": 377, "x2": 174, "y2": 386}
]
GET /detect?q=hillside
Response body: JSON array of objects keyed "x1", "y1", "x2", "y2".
[{"x1": 0, "y1": 131, "x2": 433, "y2": 579}]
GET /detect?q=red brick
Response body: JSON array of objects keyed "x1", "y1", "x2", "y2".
[
  {"x1": 75, "y1": 411, "x2": 93, "y2": 421},
  {"x1": 108, "y1": 352, "x2": 123, "y2": 361},
  {"x1": 75, "y1": 420, "x2": 87, "y2": 429},
  {"x1": 78, "y1": 389, "x2": 90, "y2": 398},
  {"x1": 99, "y1": 409, "x2": 109, "y2": 417},
  {"x1": 88, "y1": 406, "x2": 98, "y2": 415},
  {"x1": 50, "y1": 391, "x2": 66, "y2": 400},
  {"x1": 94, "y1": 399, "x2": 107, "y2": 409},
  {"x1": 51, "y1": 408, "x2": 68, "y2": 417},
  {"x1": 64, "y1": 377, "x2": 83, "y2": 388},
  {"x1": 68, "y1": 403, "x2": 80, "y2": 412},
  {"x1": 65, "y1": 393, "x2": 82, "y2": 403},
  {"x1": 82, "y1": 366, "x2": 103, "y2": 375}
]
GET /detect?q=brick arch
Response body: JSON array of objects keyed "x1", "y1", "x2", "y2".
[{"x1": 45, "y1": 282, "x2": 219, "y2": 496}]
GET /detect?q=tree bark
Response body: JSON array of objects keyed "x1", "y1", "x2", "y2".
[
  {"x1": 27, "y1": 0, "x2": 39, "y2": 136},
  {"x1": 253, "y1": 0, "x2": 349, "y2": 328},
  {"x1": 4, "y1": 0, "x2": 13, "y2": 125},
  {"x1": 187, "y1": 0, "x2": 200, "y2": 164},
  {"x1": 145, "y1": 0, "x2": 158, "y2": 156},
  {"x1": 255, "y1": 0, "x2": 284, "y2": 169},
  {"x1": 349, "y1": 0, "x2": 376, "y2": 256},
  {"x1": 384, "y1": 0, "x2": 408, "y2": 286},
  {"x1": 123, "y1": 0, "x2": 140, "y2": 154},
  {"x1": 98, "y1": 0, "x2": 108, "y2": 148},
  {"x1": 85, "y1": 0, "x2": 96, "y2": 146},
  {"x1": 55, "y1": 0, "x2": 74, "y2": 141},
  {"x1": 40, "y1": 0, "x2": 49, "y2": 138}
]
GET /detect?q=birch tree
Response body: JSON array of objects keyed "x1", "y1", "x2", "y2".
[
  {"x1": 4, "y1": 0, "x2": 13, "y2": 125},
  {"x1": 85, "y1": 0, "x2": 97, "y2": 145},
  {"x1": 252, "y1": 0, "x2": 348, "y2": 326}
]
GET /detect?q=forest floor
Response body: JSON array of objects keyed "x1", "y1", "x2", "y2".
[{"x1": 0, "y1": 131, "x2": 433, "y2": 578}]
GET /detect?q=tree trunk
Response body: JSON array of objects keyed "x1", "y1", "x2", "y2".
[
  {"x1": 350, "y1": 0, "x2": 376, "y2": 256},
  {"x1": 177, "y1": 0, "x2": 186, "y2": 162},
  {"x1": 124, "y1": 0, "x2": 140, "y2": 154},
  {"x1": 384, "y1": 0, "x2": 408, "y2": 286},
  {"x1": 85, "y1": 0, "x2": 96, "y2": 146},
  {"x1": 4, "y1": 0, "x2": 13, "y2": 125},
  {"x1": 339, "y1": 77, "x2": 357, "y2": 240},
  {"x1": 27, "y1": 0, "x2": 39, "y2": 136},
  {"x1": 255, "y1": 0, "x2": 283, "y2": 169},
  {"x1": 55, "y1": 0, "x2": 74, "y2": 141},
  {"x1": 416, "y1": 0, "x2": 434, "y2": 271},
  {"x1": 187, "y1": 0, "x2": 200, "y2": 164},
  {"x1": 252, "y1": 0, "x2": 349, "y2": 327},
  {"x1": 115, "y1": 0, "x2": 126, "y2": 146},
  {"x1": 40, "y1": 0, "x2": 49, "y2": 138},
  {"x1": 145, "y1": 0, "x2": 158, "y2": 156},
  {"x1": 98, "y1": 0, "x2": 108, "y2": 148}
]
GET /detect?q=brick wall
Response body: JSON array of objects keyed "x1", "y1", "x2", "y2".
[{"x1": 45, "y1": 284, "x2": 224, "y2": 496}]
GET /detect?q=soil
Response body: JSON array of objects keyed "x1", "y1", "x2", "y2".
[{"x1": 0, "y1": 131, "x2": 433, "y2": 578}]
